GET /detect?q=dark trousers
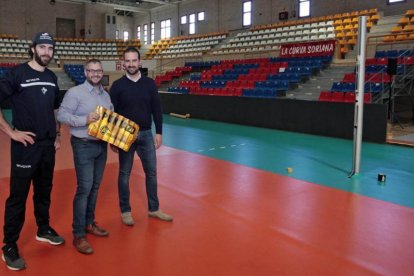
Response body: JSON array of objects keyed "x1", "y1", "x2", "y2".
[
  {"x1": 70, "y1": 137, "x2": 107, "y2": 238},
  {"x1": 3, "y1": 141, "x2": 55, "y2": 246},
  {"x1": 118, "y1": 130, "x2": 159, "y2": 213}
]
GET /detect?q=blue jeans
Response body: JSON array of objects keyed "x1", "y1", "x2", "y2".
[
  {"x1": 71, "y1": 137, "x2": 107, "y2": 238},
  {"x1": 118, "y1": 130, "x2": 159, "y2": 213}
]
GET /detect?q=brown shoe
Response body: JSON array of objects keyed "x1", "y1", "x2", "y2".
[
  {"x1": 121, "y1": 212, "x2": 135, "y2": 226},
  {"x1": 86, "y1": 222, "x2": 109, "y2": 237},
  {"x1": 73, "y1": 237, "x2": 93, "y2": 254},
  {"x1": 148, "y1": 210, "x2": 173, "y2": 222}
]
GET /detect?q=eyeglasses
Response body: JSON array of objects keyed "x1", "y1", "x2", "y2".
[{"x1": 86, "y1": 69, "x2": 103, "y2": 74}]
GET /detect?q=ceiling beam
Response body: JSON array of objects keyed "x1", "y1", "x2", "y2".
[
  {"x1": 140, "y1": 0, "x2": 173, "y2": 5},
  {"x1": 55, "y1": 0, "x2": 150, "y2": 13}
]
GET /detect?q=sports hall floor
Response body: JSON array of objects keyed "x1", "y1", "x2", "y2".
[{"x1": 1, "y1": 111, "x2": 414, "y2": 275}]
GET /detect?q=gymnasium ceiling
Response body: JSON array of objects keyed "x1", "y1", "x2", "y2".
[{"x1": 55, "y1": 0, "x2": 183, "y2": 13}]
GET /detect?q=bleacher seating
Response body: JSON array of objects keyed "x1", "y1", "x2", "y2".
[
  {"x1": 154, "y1": 66, "x2": 192, "y2": 87},
  {"x1": 319, "y1": 49, "x2": 414, "y2": 103},
  {"x1": 154, "y1": 32, "x2": 227, "y2": 59},
  {"x1": 214, "y1": 21, "x2": 335, "y2": 55},
  {"x1": 212, "y1": 9, "x2": 378, "y2": 56},
  {"x1": 383, "y1": 9, "x2": 414, "y2": 42},
  {"x1": 0, "y1": 37, "x2": 31, "y2": 59},
  {"x1": 144, "y1": 39, "x2": 174, "y2": 60},
  {"x1": 55, "y1": 38, "x2": 140, "y2": 61},
  {"x1": 165, "y1": 55, "x2": 331, "y2": 98},
  {"x1": 0, "y1": 35, "x2": 141, "y2": 61},
  {"x1": 0, "y1": 62, "x2": 18, "y2": 78},
  {"x1": 319, "y1": 91, "x2": 373, "y2": 103},
  {"x1": 64, "y1": 64, "x2": 85, "y2": 85}
]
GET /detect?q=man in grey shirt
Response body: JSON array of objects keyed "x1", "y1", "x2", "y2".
[{"x1": 57, "y1": 59, "x2": 113, "y2": 255}]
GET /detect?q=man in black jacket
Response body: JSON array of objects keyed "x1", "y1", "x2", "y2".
[{"x1": 0, "y1": 32, "x2": 65, "y2": 271}]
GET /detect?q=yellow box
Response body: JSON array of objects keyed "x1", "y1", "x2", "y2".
[{"x1": 88, "y1": 106, "x2": 139, "y2": 151}]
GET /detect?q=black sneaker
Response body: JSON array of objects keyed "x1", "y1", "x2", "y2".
[
  {"x1": 36, "y1": 227, "x2": 65, "y2": 245},
  {"x1": 2, "y1": 244, "x2": 26, "y2": 271}
]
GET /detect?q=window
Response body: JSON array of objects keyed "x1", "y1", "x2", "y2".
[
  {"x1": 387, "y1": 0, "x2": 405, "y2": 3},
  {"x1": 143, "y1": 24, "x2": 148, "y2": 44},
  {"x1": 243, "y1": 1, "x2": 251, "y2": 27},
  {"x1": 151, "y1": 22, "x2": 155, "y2": 43},
  {"x1": 299, "y1": 0, "x2": 310, "y2": 18},
  {"x1": 137, "y1": 26, "x2": 141, "y2": 39},
  {"x1": 181, "y1": 15, "x2": 187, "y2": 24},
  {"x1": 123, "y1": 31, "x2": 129, "y2": 41},
  {"x1": 161, "y1": 19, "x2": 171, "y2": 39},
  {"x1": 198, "y1": 11, "x2": 205, "y2": 21},
  {"x1": 116, "y1": 30, "x2": 119, "y2": 39},
  {"x1": 189, "y1": 13, "x2": 196, "y2": 34}
]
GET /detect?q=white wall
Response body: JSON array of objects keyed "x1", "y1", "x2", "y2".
[{"x1": 0, "y1": 0, "x2": 84, "y2": 39}]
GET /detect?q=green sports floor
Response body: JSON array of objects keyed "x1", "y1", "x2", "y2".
[{"x1": 162, "y1": 115, "x2": 414, "y2": 208}]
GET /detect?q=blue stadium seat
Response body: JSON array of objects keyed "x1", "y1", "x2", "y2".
[
  {"x1": 375, "y1": 51, "x2": 386, "y2": 58},
  {"x1": 331, "y1": 82, "x2": 344, "y2": 92},
  {"x1": 386, "y1": 50, "x2": 399, "y2": 58}
]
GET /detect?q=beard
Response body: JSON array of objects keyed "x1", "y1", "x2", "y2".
[
  {"x1": 34, "y1": 50, "x2": 52, "y2": 67},
  {"x1": 87, "y1": 78, "x2": 101, "y2": 87},
  {"x1": 126, "y1": 66, "x2": 139, "y2": 76}
]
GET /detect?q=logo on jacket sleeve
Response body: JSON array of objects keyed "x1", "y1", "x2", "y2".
[
  {"x1": 41, "y1": 87, "x2": 48, "y2": 94},
  {"x1": 16, "y1": 164, "x2": 32, "y2": 169}
]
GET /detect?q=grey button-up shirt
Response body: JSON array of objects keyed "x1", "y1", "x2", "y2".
[{"x1": 57, "y1": 81, "x2": 113, "y2": 139}]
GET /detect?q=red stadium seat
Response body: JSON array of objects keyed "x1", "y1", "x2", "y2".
[
  {"x1": 331, "y1": 92, "x2": 345, "y2": 102},
  {"x1": 319, "y1": 91, "x2": 332, "y2": 102},
  {"x1": 344, "y1": 92, "x2": 356, "y2": 103},
  {"x1": 364, "y1": 93, "x2": 372, "y2": 103},
  {"x1": 343, "y1": 73, "x2": 356, "y2": 83}
]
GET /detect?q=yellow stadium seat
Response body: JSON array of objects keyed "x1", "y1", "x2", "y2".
[
  {"x1": 344, "y1": 24, "x2": 353, "y2": 31},
  {"x1": 339, "y1": 39, "x2": 348, "y2": 46},
  {"x1": 398, "y1": 17, "x2": 410, "y2": 26},
  {"x1": 391, "y1": 26, "x2": 403, "y2": 33},
  {"x1": 335, "y1": 25, "x2": 344, "y2": 32},
  {"x1": 368, "y1": 8, "x2": 378, "y2": 15},
  {"x1": 395, "y1": 34, "x2": 408, "y2": 41},
  {"x1": 403, "y1": 24, "x2": 414, "y2": 32},
  {"x1": 370, "y1": 14, "x2": 380, "y2": 24},
  {"x1": 406, "y1": 9, "x2": 414, "y2": 18},
  {"x1": 345, "y1": 31, "x2": 355, "y2": 38},
  {"x1": 348, "y1": 37, "x2": 357, "y2": 47},
  {"x1": 336, "y1": 32, "x2": 345, "y2": 38}
]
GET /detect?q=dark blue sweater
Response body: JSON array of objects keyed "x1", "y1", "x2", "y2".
[{"x1": 110, "y1": 75, "x2": 163, "y2": 134}]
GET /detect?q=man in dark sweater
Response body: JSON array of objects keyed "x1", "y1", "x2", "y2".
[
  {"x1": 0, "y1": 32, "x2": 65, "y2": 271},
  {"x1": 110, "y1": 47, "x2": 172, "y2": 226}
]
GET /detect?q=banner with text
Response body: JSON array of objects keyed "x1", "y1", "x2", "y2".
[{"x1": 279, "y1": 40, "x2": 336, "y2": 58}]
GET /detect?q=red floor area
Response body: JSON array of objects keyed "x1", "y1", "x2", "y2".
[{"x1": 0, "y1": 130, "x2": 414, "y2": 275}]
